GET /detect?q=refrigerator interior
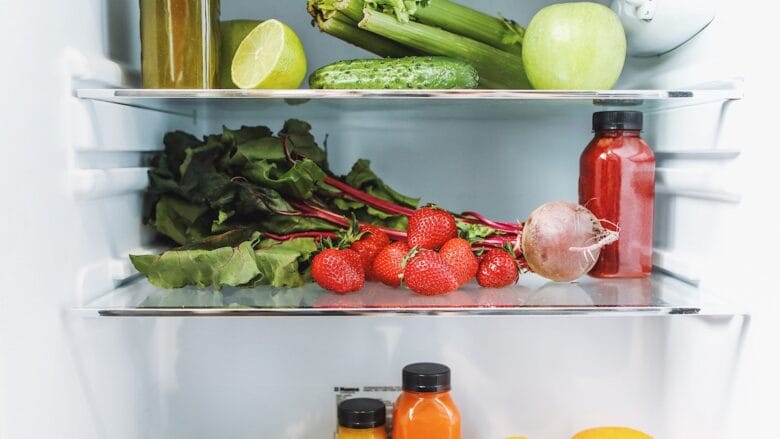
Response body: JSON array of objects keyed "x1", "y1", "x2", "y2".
[{"x1": 1, "y1": 0, "x2": 779, "y2": 438}]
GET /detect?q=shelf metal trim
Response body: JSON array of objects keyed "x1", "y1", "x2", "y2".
[
  {"x1": 94, "y1": 306, "x2": 707, "y2": 317},
  {"x1": 76, "y1": 87, "x2": 744, "y2": 101}
]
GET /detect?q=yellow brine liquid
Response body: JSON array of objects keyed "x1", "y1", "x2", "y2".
[
  {"x1": 337, "y1": 426, "x2": 387, "y2": 439},
  {"x1": 140, "y1": 0, "x2": 220, "y2": 88}
]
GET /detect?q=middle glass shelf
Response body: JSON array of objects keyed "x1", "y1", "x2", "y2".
[
  {"x1": 83, "y1": 272, "x2": 738, "y2": 317},
  {"x1": 75, "y1": 86, "x2": 742, "y2": 119}
]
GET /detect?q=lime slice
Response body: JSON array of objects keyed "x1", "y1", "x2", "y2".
[
  {"x1": 219, "y1": 20, "x2": 263, "y2": 88},
  {"x1": 231, "y1": 19, "x2": 307, "y2": 89}
]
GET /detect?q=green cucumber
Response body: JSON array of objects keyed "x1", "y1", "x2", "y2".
[{"x1": 308, "y1": 56, "x2": 479, "y2": 89}]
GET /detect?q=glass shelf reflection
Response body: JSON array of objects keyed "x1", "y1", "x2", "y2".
[{"x1": 83, "y1": 273, "x2": 740, "y2": 317}]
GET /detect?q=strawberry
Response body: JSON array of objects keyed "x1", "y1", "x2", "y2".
[
  {"x1": 407, "y1": 207, "x2": 457, "y2": 250},
  {"x1": 311, "y1": 248, "x2": 365, "y2": 294},
  {"x1": 371, "y1": 241, "x2": 410, "y2": 287},
  {"x1": 439, "y1": 238, "x2": 479, "y2": 286},
  {"x1": 350, "y1": 225, "x2": 391, "y2": 280},
  {"x1": 403, "y1": 249, "x2": 459, "y2": 296},
  {"x1": 476, "y1": 248, "x2": 519, "y2": 288}
]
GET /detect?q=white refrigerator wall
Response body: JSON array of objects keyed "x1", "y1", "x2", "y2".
[{"x1": 1, "y1": 0, "x2": 778, "y2": 438}]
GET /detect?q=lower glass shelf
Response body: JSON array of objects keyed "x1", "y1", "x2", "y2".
[{"x1": 81, "y1": 273, "x2": 740, "y2": 317}]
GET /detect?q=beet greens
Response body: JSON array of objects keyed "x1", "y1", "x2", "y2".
[{"x1": 132, "y1": 119, "x2": 517, "y2": 289}]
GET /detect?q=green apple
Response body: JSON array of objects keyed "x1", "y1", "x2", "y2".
[{"x1": 522, "y1": 2, "x2": 627, "y2": 90}]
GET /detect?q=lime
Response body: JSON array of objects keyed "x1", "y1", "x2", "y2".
[
  {"x1": 231, "y1": 19, "x2": 307, "y2": 89},
  {"x1": 219, "y1": 20, "x2": 262, "y2": 88}
]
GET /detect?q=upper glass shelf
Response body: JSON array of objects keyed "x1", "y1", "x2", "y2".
[
  {"x1": 75, "y1": 84, "x2": 743, "y2": 119},
  {"x1": 81, "y1": 272, "x2": 741, "y2": 317}
]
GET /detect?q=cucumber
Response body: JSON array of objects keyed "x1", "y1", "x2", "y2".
[{"x1": 308, "y1": 56, "x2": 479, "y2": 89}]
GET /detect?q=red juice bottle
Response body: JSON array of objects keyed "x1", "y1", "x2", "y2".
[{"x1": 579, "y1": 111, "x2": 655, "y2": 278}]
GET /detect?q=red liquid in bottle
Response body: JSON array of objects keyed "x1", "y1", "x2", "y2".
[{"x1": 579, "y1": 111, "x2": 655, "y2": 278}]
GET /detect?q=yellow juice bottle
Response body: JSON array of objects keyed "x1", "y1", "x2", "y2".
[{"x1": 337, "y1": 398, "x2": 387, "y2": 439}]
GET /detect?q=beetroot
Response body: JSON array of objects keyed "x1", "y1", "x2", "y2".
[{"x1": 521, "y1": 201, "x2": 618, "y2": 282}]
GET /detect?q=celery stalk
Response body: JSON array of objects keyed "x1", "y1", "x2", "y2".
[
  {"x1": 359, "y1": 9, "x2": 530, "y2": 89},
  {"x1": 334, "y1": 0, "x2": 366, "y2": 23},
  {"x1": 412, "y1": 0, "x2": 524, "y2": 54},
  {"x1": 307, "y1": 0, "x2": 339, "y2": 20},
  {"x1": 308, "y1": 4, "x2": 417, "y2": 58}
]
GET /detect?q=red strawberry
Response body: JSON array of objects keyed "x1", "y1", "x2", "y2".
[
  {"x1": 476, "y1": 249, "x2": 519, "y2": 288},
  {"x1": 311, "y1": 248, "x2": 365, "y2": 294},
  {"x1": 350, "y1": 225, "x2": 391, "y2": 280},
  {"x1": 371, "y1": 241, "x2": 410, "y2": 287},
  {"x1": 404, "y1": 249, "x2": 459, "y2": 296},
  {"x1": 439, "y1": 238, "x2": 479, "y2": 286},
  {"x1": 407, "y1": 207, "x2": 457, "y2": 250}
]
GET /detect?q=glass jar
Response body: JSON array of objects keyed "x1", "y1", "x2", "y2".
[
  {"x1": 579, "y1": 111, "x2": 655, "y2": 278},
  {"x1": 337, "y1": 398, "x2": 387, "y2": 439},
  {"x1": 140, "y1": 0, "x2": 220, "y2": 88},
  {"x1": 393, "y1": 363, "x2": 461, "y2": 439}
]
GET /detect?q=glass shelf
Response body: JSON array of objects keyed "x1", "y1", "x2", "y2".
[
  {"x1": 81, "y1": 273, "x2": 741, "y2": 317},
  {"x1": 75, "y1": 85, "x2": 743, "y2": 120}
]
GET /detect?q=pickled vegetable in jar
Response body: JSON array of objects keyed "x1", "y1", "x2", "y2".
[
  {"x1": 140, "y1": 0, "x2": 219, "y2": 88},
  {"x1": 579, "y1": 111, "x2": 655, "y2": 278},
  {"x1": 337, "y1": 398, "x2": 387, "y2": 439}
]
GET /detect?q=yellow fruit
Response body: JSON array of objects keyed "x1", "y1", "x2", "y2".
[
  {"x1": 231, "y1": 19, "x2": 307, "y2": 89},
  {"x1": 572, "y1": 426, "x2": 652, "y2": 439}
]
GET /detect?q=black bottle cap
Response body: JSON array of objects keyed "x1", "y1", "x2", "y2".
[
  {"x1": 338, "y1": 398, "x2": 386, "y2": 429},
  {"x1": 402, "y1": 362, "x2": 451, "y2": 392},
  {"x1": 593, "y1": 111, "x2": 643, "y2": 131}
]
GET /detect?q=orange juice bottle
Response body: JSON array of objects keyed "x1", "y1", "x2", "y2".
[
  {"x1": 392, "y1": 363, "x2": 461, "y2": 439},
  {"x1": 337, "y1": 398, "x2": 387, "y2": 439}
]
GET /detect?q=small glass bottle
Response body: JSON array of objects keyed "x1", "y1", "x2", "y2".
[
  {"x1": 337, "y1": 398, "x2": 387, "y2": 439},
  {"x1": 579, "y1": 111, "x2": 655, "y2": 278},
  {"x1": 393, "y1": 363, "x2": 461, "y2": 439},
  {"x1": 139, "y1": 0, "x2": 220, "y2": 88}
]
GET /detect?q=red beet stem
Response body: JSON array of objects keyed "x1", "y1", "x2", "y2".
[
  {"x1": 460, "y1": 211, "x2": 521, "y2": 233},
  {"x1": 289, "y1": 200, "x2": 408, "y2": 241},
  {"x1": 263, "y1": 231, "x2": 338, "y2": 241},
  {"x1": 323, "y1": 176, "x2": 415, "y2": 216}
]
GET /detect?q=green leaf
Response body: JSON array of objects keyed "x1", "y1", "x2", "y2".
[
  {"x1": 278, "y1": 119, "x2": 328, "y2": 169},
  {"x1": 130, "y1": 230, "x2": 263, "y2": 289},
  {"x1": 332, "y1": 198, "x2": 363, "y2": 211},
  {"x1": 242, "y1": 158, "x2": 326, "y2": 199},
  {"x1": 152, "y1": 196, "x2": 212, "y2": 245},
  {"x1": 345, "y1": 159, "x2": 419, "y2": 208},
  {"x1": 222, "y1": 125, "x2": 273, "y2": 147},
  {"x1": 179, "y1": 135, "x2": 227, "y2": 178},
  {"x1": 257, "y1": 237, "x2": 318, "y2": 259},
  {"x1": 257, "y1": 215, "x2": 341, "y2": 235},
  {"x1": 162, "y1": 131, "x2": 202, "y2": 177},
  {"x1": 250, "y1": 238, "x2": 317, "y2": 288},
  {"x1": 211, "y1": 210, "x2": 235, "y2": 233},
  {"x1": 457, "y1": 221, "x2": 502, "y2": 242},
  {"x1": 330, "y1": 198, "x2": 408, "y2": 230},
  {"x1": 224, "y1": 136, "x2": 287, "y2": 167}
]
